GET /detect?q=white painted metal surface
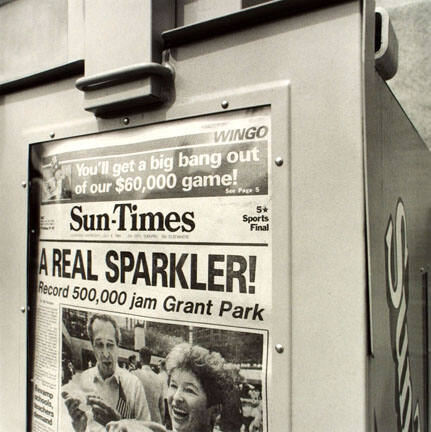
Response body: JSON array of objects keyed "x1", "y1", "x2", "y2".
[{"x1": 4, "y1": 1, "x2": 427, "y2": 431}]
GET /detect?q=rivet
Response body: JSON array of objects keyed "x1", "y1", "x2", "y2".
[
  {"x1": 20, "y1": 306, "x2": 26, "y2": 313},
  {"x1": 221, "y1": 100, "x2": 229, "y2": 109},
  {"x1": 420, "y1": 267, "x2": 425, "y2": 273},
  {"x1": 49, "y1": 132, "x2": 55, "y2": 139},
  {"x1": 31, "y1": 229, "x2": 36, "y2": 234},
  {"x1": 21, "y1": 181, "x2": 27, "y2": 189},
  {"x1": 275, "y1": 157, "x2": 284, "y2": 167},
  {"x1": 275, "y1": 344, "x2": 284, "y2": 354},
  {"x1": 122, "y1": 117, "x2": 130, "y2": 125}
]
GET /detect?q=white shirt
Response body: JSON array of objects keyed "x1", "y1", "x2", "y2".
[{"x1": 61, "y1": 365, "x2": 150, "y2": 432}]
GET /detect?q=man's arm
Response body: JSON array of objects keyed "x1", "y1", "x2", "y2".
[
  {"x1": 62, "y1": 391, "x2": 88, "y2": 432},
  {"x1": 87, "y1": 396, "x2": 121, "y2": 426}
]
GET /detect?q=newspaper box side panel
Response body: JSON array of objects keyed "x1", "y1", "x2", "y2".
[{"x1": 366, "y1": 72, "x2": 431, "y2": 432}]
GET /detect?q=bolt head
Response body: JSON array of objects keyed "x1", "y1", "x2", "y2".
[
  {"x1": 20, "y1": 306, "x2": 26, "y2": 313},
  {"x1": 49, "y1": 132, "x2": 55, "y2": 139},
  {"x1": 21, "y1": 181, "x2": 27, "y2": 189},
  {"x1": 122, "y1": 117, "x2": 130, "y2": 125},
  {"x1": 275, "y1": 344, "x2": 284, "y2": 354},
  {"x1": 221, "y1": 100, "x2": 229, "y2": 109},
  {"x1": 275, "y1": 157, "x2": 284, "y2": 167}
]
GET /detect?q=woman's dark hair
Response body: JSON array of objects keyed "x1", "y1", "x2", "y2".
[{"x1": 166, "y1": 343, "x2": 243, "y2": 432}]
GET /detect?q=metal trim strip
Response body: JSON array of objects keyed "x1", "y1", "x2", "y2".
[
  {"x1": 0, "y1": 60, "x2": 84, "y2": 96},
  {"x1": 162, "y1": 0, "x2": 352, "y2": 48}
]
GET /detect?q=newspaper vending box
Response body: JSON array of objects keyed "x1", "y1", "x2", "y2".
[{"x1": 0, "y1": 1, "x2": 429, "y2": 431}]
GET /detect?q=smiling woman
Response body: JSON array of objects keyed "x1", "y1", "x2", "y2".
[
  {"x1": 165, "y1": 343, "x2": 243, "y2": 432},
  {"x1": 106, "y1": 342, "x2": 244, "y2": 432}
]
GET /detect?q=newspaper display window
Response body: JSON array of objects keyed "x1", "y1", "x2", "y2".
[{"x1": 28, "y1": 107, "x2": 272, "y2": 432}]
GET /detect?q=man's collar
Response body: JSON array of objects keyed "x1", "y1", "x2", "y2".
[{"x1": 93, "y1": 364, "x2": 120, "y2": 384}]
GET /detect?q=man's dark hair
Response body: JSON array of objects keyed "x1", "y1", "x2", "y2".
[
  {"x1": 87, "y1": 313, "x2": 120, "y2": 346},
  {"x1": 139, "y1": 346, "x2": 152, "y2": 365}
]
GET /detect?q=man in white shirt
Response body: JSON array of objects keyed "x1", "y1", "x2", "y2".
[
  {"x1": 62, "y1": 314, "x2": 150, "y2": 431},
  {"x1": 133, "y1": 347, "x2": 165, "y2": 424}
]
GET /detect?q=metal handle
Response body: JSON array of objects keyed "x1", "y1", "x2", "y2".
[{"x1": 76, "y1": 62, "x2": 175, "y2": 92}]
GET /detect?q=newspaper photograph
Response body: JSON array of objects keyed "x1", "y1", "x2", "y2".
[
  {"x1": 59, "y1": 307, "x2": 266, "y2": 432},
  {"x1": 28, "y1": 107, "x2": 272, "y2": 432}
]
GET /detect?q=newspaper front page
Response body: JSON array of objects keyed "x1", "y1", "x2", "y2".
[{"x1": 29, "y1": 108, "x2": 271, "y2": 432}]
